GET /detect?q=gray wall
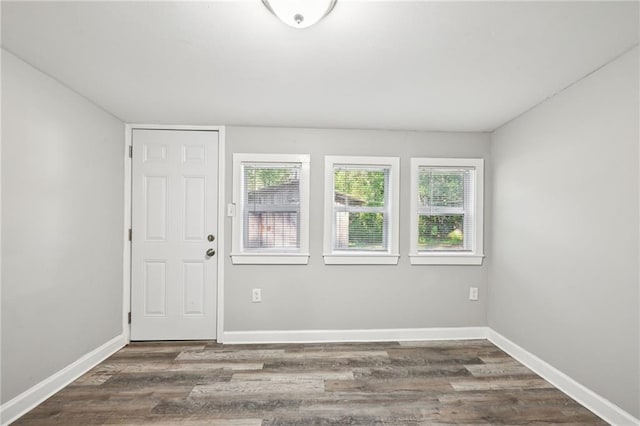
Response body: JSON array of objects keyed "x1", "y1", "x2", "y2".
[
  {"x1": 224, "y1": 126, "x2": 491, "y2": 331},
  {"x1": 489, "y1": 47, "x2": 639, "y2": 417},
  {"x1": 1, "y1": 50, "x2": 124, "y2": 403}
]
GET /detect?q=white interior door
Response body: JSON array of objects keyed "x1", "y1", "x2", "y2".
[{"x1": 131, "y1": 129, "x2": 218, "y2": 340}]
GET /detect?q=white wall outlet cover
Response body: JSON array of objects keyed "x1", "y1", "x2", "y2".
[
  {"x1": 252, "y1": 288, "x2": 262, "y2": 303},
  {"x1": 469, "y1": 287, "x2": 479, "y2": 301}
]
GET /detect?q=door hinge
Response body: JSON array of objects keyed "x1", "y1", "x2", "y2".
[
  {"x1": 128, "y1": 312, "x2": 132, "y2": 324},
  {"x1": 128, "y1": 145, "x2": 133, "y2": 158},
  {"x1": 128, "y1": 228, "x2": 132, "y2": 241}
]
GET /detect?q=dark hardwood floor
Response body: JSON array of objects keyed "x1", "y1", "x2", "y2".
[{"x1": 14, "y1": 340, "x2": 606, "y2": 425}]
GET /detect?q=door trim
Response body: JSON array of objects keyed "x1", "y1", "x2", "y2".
[{"x1": 123, "y1": 124, "x2": 226, "y2": 343}]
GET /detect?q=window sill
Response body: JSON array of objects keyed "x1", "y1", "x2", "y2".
[
  {"x1": 230, "y1": 253, "x2": 310, "y2": 265},
  {"x1": 409, "y1": 253, "x2": 484, "y2": 265},
  {"x1": 323, "y1": 254, "x2": 400, "y2": 265}
]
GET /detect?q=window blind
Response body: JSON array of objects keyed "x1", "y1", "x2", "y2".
[
  {"x1": 243, "y1": 163, "x2": 301, "y2": 250},
  {"x1": 417, "y1": 166, "x2": 474, "y2": 251},
  {"x1": 333, "y1": 166, "x2": 390, "y2": 251}
]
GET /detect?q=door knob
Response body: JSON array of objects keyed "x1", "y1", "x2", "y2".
[{"x1": 206, "y1": 248, "x2": 216, "y2": 257}]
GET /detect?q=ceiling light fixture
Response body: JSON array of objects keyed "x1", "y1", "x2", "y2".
[{"x1": 262, "y1": 0, "x2": 337, "y2": 29}]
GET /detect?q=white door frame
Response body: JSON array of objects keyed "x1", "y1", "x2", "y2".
[{"x1": 123, "y1": 124, "x2": 226, "y2": 343}]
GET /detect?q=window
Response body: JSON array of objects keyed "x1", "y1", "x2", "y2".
[
  {"x1": 231, "y1": 154, "x2": 310, "y2": 264},
  {"x1": 323, "y1": 156, "x2": 400, "y2": 265},
  {"x1": 410, "y1": 158, "x2": 484, "y2": 265}
]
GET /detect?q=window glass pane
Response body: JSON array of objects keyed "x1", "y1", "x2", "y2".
[
  {"x1": 335, "y1": 212, "x2": 386, "y2": 250},
  {"x1": 333, "y1": 166, "x2": 390, "y2": 251},
  {"x1": 418, "y1": 166, "x2": 473, "y2": 252},
  {"x1": 243, "y1": 164, "x2": 300, "y2": 249},
  {"x1": 418, "y1": 214, "x2": 464, "y2": 251},
  {"x1": 334, "y1": 168, "x2": 387, "y2": 208},
  {"x1": 418, "y1": 167, "x2": 467, "y2": 210},
  {"x1": 246, "y1": 212, "x2": 299, "y2": 249}
]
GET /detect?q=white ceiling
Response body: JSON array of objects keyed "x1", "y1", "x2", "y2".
[{"x1": 2, "y1": 1, "x2": 638, "y2": 132}]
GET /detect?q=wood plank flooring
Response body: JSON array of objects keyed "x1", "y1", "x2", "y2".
[{"x1": 13, "y1": 340, "x2": 606, "y2": 425}]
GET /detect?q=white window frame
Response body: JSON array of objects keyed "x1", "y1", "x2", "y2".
[
  {"x1": 231, "y1": 153, "x2": 310, "y2": 265},
  {"x1": 409, "y1": 157, "x2": 484, "y2": 265},
  {"x1": 323, "y1": 156, "x2": 400, "y2": 265}
]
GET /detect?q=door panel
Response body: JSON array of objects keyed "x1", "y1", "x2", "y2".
[
  {"x1": 145, "y1": 176, "x2": 168, "y2": 241},
  {"x1": 131, "y1": 129, "x2": 218, "y2": 340},
  {"x1": 144, "y1": 261, "x2": 167, "y2": 315},
  {"x1": 184, "y1": 177, "x2": 206, "y2": 240},
  {"x1": 183, "y1": 261, "x2": 205, "y2": 315}
]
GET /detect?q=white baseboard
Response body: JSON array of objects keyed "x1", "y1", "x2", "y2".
[
  {"x1": 222, "y1": 326, "x2": 488, "y2": 344},
  {"x1": 487, "y1": 329, "x2": 639, "y2": 426},
  {"x1": 0, "y1": 334, "x2": 127, "y2": 426}
]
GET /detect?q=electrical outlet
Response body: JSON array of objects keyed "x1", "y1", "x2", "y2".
[
  {"x1": 252, "y1": 288, "x2": 262, "y2": 303},
  {"x1": 469, "y1": 287, "x2": 479, "y2": 301}
]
